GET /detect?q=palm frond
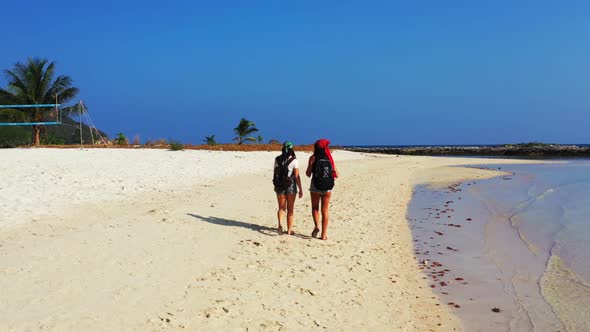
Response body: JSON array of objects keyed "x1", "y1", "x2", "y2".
[
  {"x1": 4, "y1": 69, "x2": 29, "y2": 98},
  {"x1": 45, "y1": 76, "x2": 76, "y2": 103},
  {"x1": 245, "y1": 127, "x2": 259, "y2": 135},
  {"x1": 11, "y1": 62, "x2": 29, "y2": 84},
  {"x1": 39, "y1": 61, "x2": 55, "y2": 99},
  {"x1": 56, "y1": 87, "x2": 79, "y2": 104},
  {"x1": 0, "y1": 88, "x2": 16, "y2": 104}
]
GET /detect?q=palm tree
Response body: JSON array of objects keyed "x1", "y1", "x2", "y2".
[
  {"x1": 256, "y1": 135, "x2": 264, "y2": 144},
  {"x1": 203, "y1": 134, "x2": 217, "y2": 145},
  {"x1": 0, "y1": 58, "x2": 79, "y2": 145},
  {"x1": 0, "y1": 92, "x2": 24, "y2": 122},
  {"x1": 233, "y1": 118, "x2": 259, "y2": 145}
]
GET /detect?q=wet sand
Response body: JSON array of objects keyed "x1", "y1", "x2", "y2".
[
  {"x1": 407, "y1": 162, "x2": 590, "y2": 331},
  {"x1": 408, "y1": 179, "x2": 562, "y2": 331}
]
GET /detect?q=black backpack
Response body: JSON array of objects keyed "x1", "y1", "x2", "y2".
[
  {"x1": 312, "y1": 156, "x2": 334, "y2": 191},
  {"x1": 273, "y1": 155, "x2": 295, "y2": 190}
]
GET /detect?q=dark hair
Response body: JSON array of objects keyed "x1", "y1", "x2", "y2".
[
  {"x1": 313, "y1": 143, "x2": 326, "y2": 158},
  {"x1": 281, "y1": 146, "x2": 296, "y2": 161}
]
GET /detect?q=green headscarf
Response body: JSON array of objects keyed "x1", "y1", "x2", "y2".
[{"x1": 282, "y1": 141, "x2": 293, "y2": 154}]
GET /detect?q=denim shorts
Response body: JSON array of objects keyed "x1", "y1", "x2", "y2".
[
  {"x1": 275, "y1": 180, "x2": 298, "y2": 195},
  {"x1": 309, "y1": 181, "x2": 332, "y2": 194}
]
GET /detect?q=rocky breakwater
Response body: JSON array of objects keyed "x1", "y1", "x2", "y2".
[{"x1": 344, "y1": 144, "x2": 590, "y2": 157}]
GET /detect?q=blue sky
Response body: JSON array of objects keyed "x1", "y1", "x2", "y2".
[{"x1": 1, "y1": 1, "x2": 589, "y2": 145}]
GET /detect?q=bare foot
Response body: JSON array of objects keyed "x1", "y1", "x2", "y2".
[
  {"x1": 321, "y1": 236, "x2": 328, "y2": 241},
  {"x1": 287, "y1": 229, "x2": 295, "y2": 235},
  {"x1": 277, "y1": 225, "x2": 283, "y2": 235},
  {"x1": 311, "y1": 228, "x2": 320, "y2": 238}
]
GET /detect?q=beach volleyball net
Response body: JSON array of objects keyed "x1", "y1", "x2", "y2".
[
  {"x1": 0, "y1": 104, "x2": 61, "y2": 126},
  {"x1": 0, "y1": 102, "x2": 108, "y2": 145}
]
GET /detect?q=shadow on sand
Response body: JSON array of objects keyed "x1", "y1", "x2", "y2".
[{"x1": 187, "y1": 213, "x2": 312, "y2": 239}]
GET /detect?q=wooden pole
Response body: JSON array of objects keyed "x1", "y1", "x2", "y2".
[
  {"x1": 55, "y1": 94, "x2": 59, "y2": 123},
  {"x1": 79, "y1": 101, "x2": 83, "y2": 148}
]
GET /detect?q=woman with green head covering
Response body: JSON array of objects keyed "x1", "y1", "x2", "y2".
[{"x1": 272, "y1": 141, "x2": 303, "y2": 235}]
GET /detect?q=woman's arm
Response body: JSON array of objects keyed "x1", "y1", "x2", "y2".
[
  {"x1": 305, "y1": 155, "x2": 315, "y2": 177},
  {"x1": 294, "y1": 168, "x2": 303, "y2": 198}
]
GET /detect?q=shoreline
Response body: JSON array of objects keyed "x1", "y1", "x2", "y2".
[
  {"x1": 346, "y1": 144, "x2": 590, "y2": 158},
  {"x1": 407, "y1": 160, "x2": 590, "y2": 331},
  {"x1": 407, "y1": 175, "x2": 549, "y2": 331},
  {"x1": 0, "y1": 149, "x2": 547, "y2": 330}
]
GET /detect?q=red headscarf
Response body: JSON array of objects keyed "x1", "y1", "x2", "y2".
[{"x1": 315, "y1": 139, "x2": 337, "y2": 178}]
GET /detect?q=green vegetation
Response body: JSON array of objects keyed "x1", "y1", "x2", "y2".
[
  {"x1": 504, "y1": 142, "x2": 554, "y2": 148},
  {"x1": 203, "y1": 135, "x2": 217, "y2": 146},
  {"x1": 256, "y1": 135, "x2": 264, "y2": 144},
  {"x1": 0, "y1": 113, "x2": 108, "y2": 147},
  {"x1": 233, "y1": 118, "x2": 259, "y2": 145},
  {"x1": 0, "y1": 127, "x2": 30, "y2": 147},
  {"x1": 113, "y1": 133, "x2": 128, "y2": 145},
  {"x1": 169, "y1": 139, "x2": 184, "y2": 151},
  {"x1": 41, "y1": 133, "x2": 65, "y2": 145},
  {"x1": 46, "y1": 114, "x2": 108, "y2": 145},
  {"x1": 0, "y1": 58, "x2": 79, "y2": 145}
]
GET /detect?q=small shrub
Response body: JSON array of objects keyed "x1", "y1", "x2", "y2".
[
  {"x1": 113, "y1": 133, "x2": 128, "y2": 145},
  {"x1": 41, "y1": 133, "x2": 65, "y2": 145},
  {"x1": 169, "y1": 139, "x2": 184, "y2": 151}
]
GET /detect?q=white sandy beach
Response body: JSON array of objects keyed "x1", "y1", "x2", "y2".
[{"x1": 0, "y1": 148, "x2": 537, "y2": 331}]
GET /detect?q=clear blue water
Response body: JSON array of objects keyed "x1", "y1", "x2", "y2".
[{"x1": 408, "y1": 160, "x2": 590, "y2": 331}]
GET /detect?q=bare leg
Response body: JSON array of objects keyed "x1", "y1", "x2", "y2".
[
  {"x1": 310, "y1": 192, "x2": 321, "y2": 237},
  {"x1": 320, "y1": 192, "x2": 332, "y2": 240},
  {"x1": 276, "y1": 194, "x2": 287, "y2": 234},
  {"x1": 286, "y1": 194, "x2": 296, "y2": 235}
]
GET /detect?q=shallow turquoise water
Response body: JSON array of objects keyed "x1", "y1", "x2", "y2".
[{"x1": 408, "y1": 160, "x2": 590, "y2": 331}]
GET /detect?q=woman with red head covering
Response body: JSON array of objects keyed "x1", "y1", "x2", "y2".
[{"x1": 305, "y1": 139, "x2": 339, "y2": 240}]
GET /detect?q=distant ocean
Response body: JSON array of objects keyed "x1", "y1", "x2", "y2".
[{"x1": 408, "y1": 160, "x2": 590, "y2": 331}]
